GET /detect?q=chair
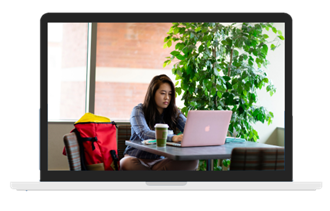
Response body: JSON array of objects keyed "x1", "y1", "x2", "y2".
[
  {"x1": 63, "y1": 133, "x2": 106, "y2": 171},
  {"x1": 63, "y1": 133, "x2": 82, "y2": 171},
  {"x1": 117, "y1": 124, "x2": 132, "y2": 160},
  {"x1": 230, "y1": 147, "x2": 285, "y2": 171}
]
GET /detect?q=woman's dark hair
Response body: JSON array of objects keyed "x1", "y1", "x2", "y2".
[{"x1": 143, "y1": 74, "x2": 181, "y2": 131}]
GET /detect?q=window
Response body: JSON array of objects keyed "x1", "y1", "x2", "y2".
[
  {"x1": 48, "y1": 23, "x2": 89, "y2": 120},
  {"x1": 94, "y1": 23, "x2": 183, "y2": 121},
  {"x1": 48, "y1": 22, "x2": 184, "y2": 121}
]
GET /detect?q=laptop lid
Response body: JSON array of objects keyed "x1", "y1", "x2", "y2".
[{"x1": 182, "y1": 110, "x2": 232, "y2": 147}]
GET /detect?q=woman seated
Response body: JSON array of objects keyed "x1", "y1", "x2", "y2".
[{"x1": 120, "y1": 74, "x2": 199, "y2": 171}]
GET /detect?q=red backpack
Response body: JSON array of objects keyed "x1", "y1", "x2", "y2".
[{"x1": 63, "y1": 113, "x2": 120, "y2": 171}]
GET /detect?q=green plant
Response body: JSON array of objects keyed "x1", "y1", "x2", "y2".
[
  {"x1": 197, "y1": 159, "x2": 230, "y2": 171},
  {"x1": 197, "y1": 159, "x2": 207, "y2": 171},
  {"x1": 222, "y1": 159, "x2": 231, "y2": 168},
  {"x1": 197, "y1": 159, "x2": 222, "y2": 171},
  {"x1": 163, "y1": 22, "x2": 284, "y2": 142}
]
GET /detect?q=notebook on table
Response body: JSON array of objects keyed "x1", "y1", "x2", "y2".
[{"x1": 166, "y1": 110, "x2": 232, "y2": 147}]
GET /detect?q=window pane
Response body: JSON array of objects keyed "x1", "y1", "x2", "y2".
[
  {"x1": 94, "y1": 23, "x2": 183, "y2": 121},
  {"x1": 48, "y1": 23, "x2": 88, "y2": 120}
]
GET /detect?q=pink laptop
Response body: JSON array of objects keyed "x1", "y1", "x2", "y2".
[{"x1": 167, "y1": 110, "x2": 232, "y2": 147}]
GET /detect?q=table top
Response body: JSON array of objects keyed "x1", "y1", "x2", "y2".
[{"x1": 125, "y1": 141, "x2": 282, "y2": 160}]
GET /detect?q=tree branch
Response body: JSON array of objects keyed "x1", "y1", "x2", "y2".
[
  {"x1": 212, "y1": 47, "x2": 217, "y2": 108},
  {"x1": 224, "y1": 48, "x2": 234, "y2": 97},
  {"x1": 228, "y1": 48, "x2": 233, "y2": 77}
]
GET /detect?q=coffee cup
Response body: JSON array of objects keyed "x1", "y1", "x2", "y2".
[{"x1": 154, "y1": 123, "x2": 169, "y2": 147}]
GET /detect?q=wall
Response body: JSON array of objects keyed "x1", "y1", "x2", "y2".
[
  {"x1": 48, "y1": 122, "x2": 74, "y2": 170},
  {"x1": 251, "y1": 23, "x2": 285, "y2": 144}
]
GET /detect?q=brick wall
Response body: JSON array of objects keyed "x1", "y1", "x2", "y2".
[
  {"x1": 96, "y1": 23, "x2": 175, "y2": 69},
  {"x1": 94, "y1": 82, "x2": 149, "y2": 119},
  {"x1": 59, "y1": 23, "x2": 177, "y2": 120}
]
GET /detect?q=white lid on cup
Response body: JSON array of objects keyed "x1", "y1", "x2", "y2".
[{"x1": 154, "y1": 123, "x2": 169, "y2": 128}]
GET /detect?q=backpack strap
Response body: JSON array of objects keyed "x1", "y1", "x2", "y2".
[
  {"x1": 79, "y1": 137, "x2": 97, "y2": 150},
  {"x1": 110, "y1": 121, "x2": 118, "y2": 129}
]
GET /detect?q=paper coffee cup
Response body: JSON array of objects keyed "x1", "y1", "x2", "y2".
[{"x1": 154, "y1": 123, "x2": 169, "y2": 147}]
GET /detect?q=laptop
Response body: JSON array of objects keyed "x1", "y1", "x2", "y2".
[{"x1": 166, "y1": 110, "x2": 232, "y2": 147}]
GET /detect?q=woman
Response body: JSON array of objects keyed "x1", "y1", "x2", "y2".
[{"x1": 120, "y1": 74, "x2": 199, "y2": 170}]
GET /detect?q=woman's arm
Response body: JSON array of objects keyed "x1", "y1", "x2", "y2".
[
  {"x1": 170, "y1": 112, "x2": 187, "y2": 143},
  {"x1": 130, "y1": 105, "x2": 175, "y2": 142},
  {"x1": 130, "y1": 105, "x2": 155, "y2": 140},
  {"x1": 176, "y1": 112, "x2": 187, "y2": 133}
]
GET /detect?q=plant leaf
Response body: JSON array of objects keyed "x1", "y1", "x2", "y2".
[
  {"x1": 167, "y1": 40, "x2": 172, "y2": 48},
  {"x1": 190, "y1": 32, "x2": 194, "y2": 39},
  {"x1": 176, "y1": 87, "x2": 182, "y2": 95},
  {"x1": 198, "y1": 45, "x2": 204, "y2": 53},
  {"x1": 174, "y1": 27, "x2": 180, "y2": 34},
  {"x1": 253, "y1": 135, "x2": 257, "y2": 142},
  {"x1": 214, "y1": 67, "x2": 219, "y2": 76},
  {"x1": 271, "y1": 44, "x2": 276, "y2": 50},
  {"x1": 177, "y1": 69, "x2": 182, "y2": 76},
  {"x1": 251, "y1": 40, "x2": 258, "y2": 48},
  {"x1": 262, "y1": 44, "x2": 268, "y2": 55},
  {"x1": 189, "y1": 86, "x2": 194, "y2": 94},
  {"x1": 176, "y1": 54, "x2": 185, "y2": 60},
  {"x1": 223, "y1": 76, "x2": 231, "y2": 81},
  {"x1": 211, "y1": 88, "x2": 216, "y2": 96},
  {"x1": 163, "y1": 60, "x2": 169, "y2": 68},
  {"x1": 253, "y1": 49, "x2": 258, "y2": 56},
  {"x1": 272, "y1": 27, "x2": 277, "y2": 33},
  {"x1": 175, "y1": 42, "x2": 182, "y2": 50},
  {"x1": 170, "y1": 51, "x2": 180, "y2": 56},
  {"x1": 164, "y1": 36, "x2": 170, "y2": 42}
]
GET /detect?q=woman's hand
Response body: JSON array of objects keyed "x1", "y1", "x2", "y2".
[{"x1": 172, "y1": 134, "x2": 183, "y2": 143}]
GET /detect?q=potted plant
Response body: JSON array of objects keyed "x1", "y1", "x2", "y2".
[{"x1": 163, "y1": 22, "x2": 284, "y2": 171}]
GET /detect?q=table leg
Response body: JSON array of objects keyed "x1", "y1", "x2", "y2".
[{"x1": 207, "y1": 160, "x2": 211, "y2": 171}]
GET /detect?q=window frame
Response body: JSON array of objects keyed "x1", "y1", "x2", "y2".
[
  {"x1": 86, "y1": 22, "x2": 97, "y2": 114},
  {"x1": 47, "y1": 23, "x2": 130, "y2": 123}
]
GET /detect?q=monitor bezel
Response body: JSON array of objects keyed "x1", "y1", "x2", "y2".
[{"x1": 39, "y1": 12, "x2": 293, "y2": 182}]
